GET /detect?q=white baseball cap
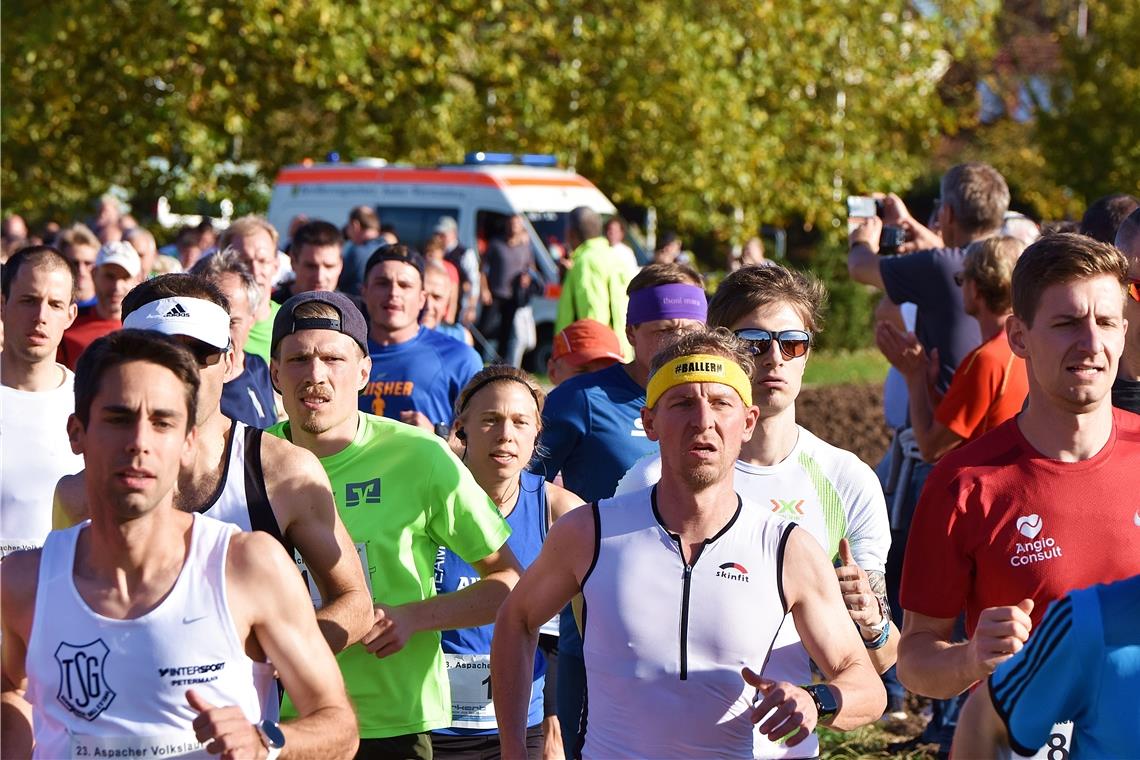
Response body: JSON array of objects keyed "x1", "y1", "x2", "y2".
[
  {"x1": 122, "y1": 296, "x2": 231, "y2": 352},
  {"x1": 95, "y1": 241, "x2": 141, "y2": 279}
]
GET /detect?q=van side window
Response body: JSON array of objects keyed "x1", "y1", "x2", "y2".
[{"x1": 375, "y1": 207, "x2": 459, "y2": 251}]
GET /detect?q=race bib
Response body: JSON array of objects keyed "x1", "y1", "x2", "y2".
[
  {"x1": 445, "y1": 653, "x2": 496, "y2": 728},
  {"x1": 1001, "y1": 721, "x2": 1074, "y2": 760},
  {"x1": 70, "y1": 731, "x2": 208, "y2": 758},
  {"x1": 295, "y1": 542, "x2": 372, "y2": 607}
]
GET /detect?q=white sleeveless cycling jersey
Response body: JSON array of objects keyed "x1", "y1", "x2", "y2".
[
  {"x1": 615, "y1": 426, "x2": 891, "y2": 758},
  {"x1": 25, "y1": 513, "x2": 277, "y2": 759},
  {"x1": 579, "y1": 486, "x2": 794, "y2": 759}
]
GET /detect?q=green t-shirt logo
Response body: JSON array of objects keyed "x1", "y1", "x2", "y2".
[{"x1": 346, "y1": 478, "x2": 382, "y2": 508}]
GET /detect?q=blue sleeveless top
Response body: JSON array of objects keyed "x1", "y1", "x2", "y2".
[{"x1": 434, "y1": 470, "x2": 548, "y2": 734}]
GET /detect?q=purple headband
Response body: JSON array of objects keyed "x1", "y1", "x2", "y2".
[{"x1": 627, "y1": 283, "x2": 708, "y2": 326}]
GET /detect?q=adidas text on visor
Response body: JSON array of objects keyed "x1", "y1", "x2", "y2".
[{"x1": 122, "y1": 297, "x2": 231, "y2": 352}]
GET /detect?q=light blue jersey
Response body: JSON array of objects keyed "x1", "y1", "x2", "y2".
[{"x1": 990, "y1": 575, "x2": 1140, "y2": 758}]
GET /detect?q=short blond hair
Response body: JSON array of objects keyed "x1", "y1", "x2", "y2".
[
  {"x1": 218, "y1": 215, "x2": 279, "y2": 250},
  {"x1": 963, "y1": 235, "x2": 1025, "y2": 314}
]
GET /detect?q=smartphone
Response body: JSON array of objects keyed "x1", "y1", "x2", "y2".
[{"x1": 847, "y1": 195, "x2": 879, "y2": 218}]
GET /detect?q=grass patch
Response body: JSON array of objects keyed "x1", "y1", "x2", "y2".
[{"x1": 804, "y1": 348, "x2": 890, "y2": 387}]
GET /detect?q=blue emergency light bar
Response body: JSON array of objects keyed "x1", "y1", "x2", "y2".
[{"x1": 464, "y1": 152, "x2": 558, "y2": 167}]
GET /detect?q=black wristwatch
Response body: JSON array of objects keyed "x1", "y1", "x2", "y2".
[
  {"x1": 801, "y1": 683, "x2": 839, "y2": 724},
  {"x1": 255, "y1": 719, "x2": 285, "y2": 759},
  {"x1": 434, "y1": 421, "x2": 451, "y2": 439}
]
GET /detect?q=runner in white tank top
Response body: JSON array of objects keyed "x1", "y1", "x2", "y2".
[
  {"x1": 615, "y1": 426, "x2": 891, "y2": 758},
  {"x1": 51, "y1": 284, "x2": 373, "y2": 653},
  {"x1": 25, "y1": 514, "x2": 276, "y2": 759},
  {"x1": 490, "y1": 333, "x2": 887, "y2": 758},
  {"x1": 580, "y1": 486, "x2": 794, "y2": 757},
  {"x1": 0, "y1": 329, "x2": 358, "y2": 759},
  {"x1": 1, "y1": 247, "x2": 85, "y2": 556}
]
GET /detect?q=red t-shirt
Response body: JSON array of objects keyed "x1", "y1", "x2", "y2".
[
  {"x1": 58, "y1": 310, "x2": 120, "y2": 370},
  {"x1": 901, "y1": 407, "x2": 1140, "y2": 635},
  {"x1": 934, "y1": 331, "x2": 1028, "y2": 442}
]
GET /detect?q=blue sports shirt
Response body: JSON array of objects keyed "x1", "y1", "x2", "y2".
[
  {"x1": 434, "y1": 471, "x2": 549, "y2": 735},
  {"x1": 989, "y1": 575, "x2": 1140, "y2": 758},
  {"x1": 221, "y1": 353, "x2": 277, "y2": 429},
  {"x1": 534, "y1": 362, "x2": 659, "y2": 503},
  {"x1": 360, "y1": 326, "x2": 482, "y2": 426}
]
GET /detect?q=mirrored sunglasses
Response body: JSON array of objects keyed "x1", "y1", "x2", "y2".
[{"x1": 733, "y1": 329, "x2": 812, "y2": 359}]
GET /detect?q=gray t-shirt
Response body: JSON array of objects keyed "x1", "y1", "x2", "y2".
[
  {"x1": 484, "y1": 238, "x2": 532, "y2": 299},
  {"x1": 880, "y1": 247, "x2": 982, "y2": 393}
]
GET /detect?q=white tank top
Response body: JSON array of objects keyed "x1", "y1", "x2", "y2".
[
  {"x1": 0, "y1": 367, "x2": 84, "y2": 555},
  {"x1": 579, "y1": 486, "x2": 794, "y2": 759},
  {"x1": 615, "y1": 427, "x2": 892, "y2": 758},
  {"x1": 25, "y1": 514, "x2": 277, "y2": 759},
  {"x1": 198, "y1": 421, "x2": 283, "y2": 543}
]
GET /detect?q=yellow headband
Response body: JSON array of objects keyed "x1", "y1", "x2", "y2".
[{"x1": 645, "y1": 353, "x2": 753, "y2": 409}]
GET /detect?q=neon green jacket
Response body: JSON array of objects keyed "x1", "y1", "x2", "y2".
[{"x1": 555, "y1": 237, "x2": 633, "y2": 357}]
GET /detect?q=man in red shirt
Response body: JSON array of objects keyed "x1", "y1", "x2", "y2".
[
  {"x1": 58, "y1": 241, "x2": 140, "y2": 368},
  {"x1": 876, "y1": 235, "x2": 1029, "y2": 463},
  {"x1": 898, "y1": 233, "x2": 1140, "y2": 756}
]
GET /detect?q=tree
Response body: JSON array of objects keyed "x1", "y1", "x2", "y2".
[
  {"x1": 1033, "y1": 0, "x2": 1140, "y2": 200},
  {"x1": 3, "y1": 0, "x2": 988, "y2": 238}
]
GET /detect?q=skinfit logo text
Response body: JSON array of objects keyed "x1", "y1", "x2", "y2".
[{"x1": 716, "y1": 562, "x2": 750, "y2": 582}]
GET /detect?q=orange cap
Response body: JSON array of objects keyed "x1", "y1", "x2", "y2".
[{"x1": 552, "y1": 319, "x2": 625, "y2": 366}]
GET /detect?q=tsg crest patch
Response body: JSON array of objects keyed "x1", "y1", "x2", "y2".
[{"x1": 55, "y1": 640, "x2": 115, "y2": 721}]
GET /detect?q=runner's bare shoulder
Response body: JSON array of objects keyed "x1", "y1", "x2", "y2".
[
  {"x1": 54, "y1": 471, "x2": 88, "y2": 527},
  {"x1": 0, "y1": 548, "x2": 43, "y2": 640}
]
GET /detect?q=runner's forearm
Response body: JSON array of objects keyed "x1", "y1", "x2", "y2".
[
  {"x1": 279, "y1": 702, "x2": 358, "y2": 759},
  {"x1": 897, "y1": 630, "x2": 979, "y2": 699},
  {"x1": 826, "y1": 657, "x2": 887, "y2": 730},
  {"x1": 316, "y1": 587, "x2": 374, "y2": 653},
  {"x1": 404, "y1": 568, "x2": 516, "y2": 632},
  {"x1": 865, "y1": 626, "x2": 899, "y2": 674},
  {"x1": 490, "y1": 602, "x2": 541, "y2": 759}
]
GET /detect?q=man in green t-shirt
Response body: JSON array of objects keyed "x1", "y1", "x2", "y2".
[{"x1": 267, "y1": 290, "x2": 522, "y2": 758}]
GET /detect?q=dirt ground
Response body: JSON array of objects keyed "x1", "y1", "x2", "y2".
[{"x1": 797, "y1": 382, "x2": 892, "y2": 468}]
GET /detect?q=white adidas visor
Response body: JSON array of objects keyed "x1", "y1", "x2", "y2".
[{"x1": 122, "y1": 297, "x2": 231, "y2": 352}]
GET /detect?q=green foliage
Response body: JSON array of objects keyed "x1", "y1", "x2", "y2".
[
  {"x1": 803, "y1": 348, "x2": 890, "y2": 387},
  {"x1": 2, "y1": 0, "x2": 981, "y2": 231},
  {"x1": 1034, "y1": 0, "x2": 1140, "y2": 199}
]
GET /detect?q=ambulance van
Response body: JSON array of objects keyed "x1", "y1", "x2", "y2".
[{"x1": 267, "y1": 152, "x2": 644, "y2": 369}]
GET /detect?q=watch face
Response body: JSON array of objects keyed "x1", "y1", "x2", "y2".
[
  {"x1": 260, "y1": 720, "x2": 286, "y2": 748},
  {"x1": 811, "y1": 685, "x2": 839, "y2": 716}
]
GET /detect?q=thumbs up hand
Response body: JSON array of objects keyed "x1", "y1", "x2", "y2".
[
  {"x1": 834, "y1": 538, "x2": 882, "y2": 631},
  {"x1": 742, "y1": 667, "x2": 816, "y2": 747},
  {"x1": 187, "y1": 689, "x2": 268, "y2": 759}
]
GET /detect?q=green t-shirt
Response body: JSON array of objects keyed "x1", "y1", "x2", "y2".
[
  {"x1": 245, "y1": 300, "x2": 281, "y2": 365},
  {"x1": 268, "y1": 412, "x2": 510, "y2": 738}
]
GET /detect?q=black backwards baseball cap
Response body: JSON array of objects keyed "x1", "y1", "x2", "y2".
[
  {"x1": 271, "y1": 291, "x2": 369, "y2": 357},
  {"x1": 363, "y1": 244, "x2": 425, "y2": 282}
]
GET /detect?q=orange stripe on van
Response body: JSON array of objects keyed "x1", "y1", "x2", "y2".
[
  {"x1": 275, "y1": 168, "x2": 502, "y2": 187},
  {"x1": 500, "y1": 176, "x2": 595, "y2": 189}
]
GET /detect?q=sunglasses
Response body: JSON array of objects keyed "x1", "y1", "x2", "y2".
[
  {"x1": 1128, "y1": 279, "x2": 1140, "y2": 303},
  {"x1": 177, "y1": 337, "x2": 227, "y2": 368},
  {"x1": 733, "y1": 329, "x2": 812, "y2": 359},
  {"x1": 191, "y1": 344, "x2": 225, "y2": 368}
]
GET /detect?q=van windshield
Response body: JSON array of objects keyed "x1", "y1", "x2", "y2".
[
  {"x1": 524, "y1": 211, "x2": 571, "y2": 262},
  {"x1": 524, "y1": 210, "x2": 648, "y2": 266}
]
